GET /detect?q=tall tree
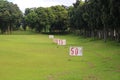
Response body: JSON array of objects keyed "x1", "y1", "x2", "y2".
[
  {"x1": 69, "y1": 0, "x2": 120, "y2": 42},
  {"x1": 24, "y1": 5, "x2": 68, "y2": 33},
  {"x1": 0, "y1": 0, "x2": 22, "y2": 34},
  {"x1": 50, "y1": 5, "x2": 68, "y2": 33}
]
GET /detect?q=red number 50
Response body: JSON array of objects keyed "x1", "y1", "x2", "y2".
[{"x1": 71, "y1": 47, "x2": 78, "y2": 55}]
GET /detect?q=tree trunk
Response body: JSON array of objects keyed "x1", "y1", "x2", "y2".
[
  {"x1": 109, "y1": 29, "x2": 114, "y2": 40},
  {"x1": 103, "y1": 25, "x2": 107, "y2": 42},
  {"x1": 97, "y1": 30, "x2": 102, "y2": 39},
  {"x1": 116, "y1": 29, "x2": 120, "y2": 42},
  {"x1": 91, "y1": 29, "x2": 95, "y2": 38}
]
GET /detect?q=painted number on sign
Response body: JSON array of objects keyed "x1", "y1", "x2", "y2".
[
  {"x1": 70, "y1": 47, "x2": 83, "y2": 56},
  {"x1": 57, "y1": 39, "x2": 66, "y2": 45}
]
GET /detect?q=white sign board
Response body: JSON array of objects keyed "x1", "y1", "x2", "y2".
[
  {"x1": 69, "y1": 47, "x2": 83, "y2": 56},
  {"x1": 53, "y1": 38, "x2": 59, "y2": 43},
  {"x1": 49, "y1": 35, "x2": 54, "y2": 39},
  {"x1": 62, "y1": 39, "x2": 66, "y2": 45},
  {"x1": 58, "y1": 39, "x2": 66, "y2": 45}
]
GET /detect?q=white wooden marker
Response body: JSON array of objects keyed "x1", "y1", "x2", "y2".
[
  {"x1": 49, "y1": 35, "x2": 54, "y2": 39},
  {"x1": 69, "y1": 47, "x2": 83, "y2": 56},
  {"x1": 62, "y1": 39, "x2": 66, "y2": 45},
  {"x1": 53, "y1": 38, "x2": 59, "y2": 43},
  {"x1": 57, "y1": 39, "x2": 66, "y2": 45}
]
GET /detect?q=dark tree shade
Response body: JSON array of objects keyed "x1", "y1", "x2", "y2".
[
  {"x1": 68, "y1": 0, "x2": 120, "y2": 42},
  {"x1": 0, "y1": 0, "x2": 23, "y2": 34},
  {"x1": 24, "y1": 5, "x2": 68, "y2": 33}
]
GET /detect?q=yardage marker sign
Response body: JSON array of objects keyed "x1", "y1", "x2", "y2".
[
  {"x1": 69, "y1": 47, "x2": 83, "y2": 56},
  {"x1": 53, "y1": 38, "x2": 59, "y2": 43},
  {"x1": 57, "y1": 39, "x2": 66, "y2": 45},
  {"x1": 49, "y1": 35, "x2": 54, "y2": 39}
]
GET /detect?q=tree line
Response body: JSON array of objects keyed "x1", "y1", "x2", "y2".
[
  {"x1": 23, "y1": 5, "x2": 68, "y2": 33},
  {"x1": 0, "y1": 0, "x2": 22, "y2": 34},
  {"x1": 0, "y1": 0, "x2": 120, "y2": 42},
  {"x1": 69, "y1": 0, "x2": 120, "y2": 42}
]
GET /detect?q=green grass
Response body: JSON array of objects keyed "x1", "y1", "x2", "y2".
[{"x1": 0, "y1": 31, "x2": 120, "y2": 80}]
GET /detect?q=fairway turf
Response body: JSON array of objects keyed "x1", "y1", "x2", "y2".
[{"x1": 0, "y1": 31, "x2": 120, "y2": 80}]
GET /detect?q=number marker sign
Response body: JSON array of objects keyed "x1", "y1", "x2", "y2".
[
  {"x1": 49, "y1": 35, "x2": 54, "y2": 39},
  {"x1": 57, "y1": 39, "x2": 66, "y2": 45},
  {"x1": 53, "y1": 38, "x2": 59, "y2": 43},
  {"x1": 62, "y1": 39, "x2": 66, "y2": 45},
  {"x1": 69, "y1": 47, "x2": 83, "y2": 56}
]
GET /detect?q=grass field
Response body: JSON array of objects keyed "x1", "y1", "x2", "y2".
[{"x1": 0, "y1": 31, "x2": 120, "y2": 80}]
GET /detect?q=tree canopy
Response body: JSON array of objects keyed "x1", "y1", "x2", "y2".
[
  {"x1": 69, "y1": 0, "x2": 120, "y2": 42},
  {"x1": 24, "y1": 5, "x2": 68, "y2": 33},
  {"x1": 0, "y1": 0, "x2": 120, "y2": 42},
  {"x1": 0, "y1": 0, "x2": 23, "y2": 34}
]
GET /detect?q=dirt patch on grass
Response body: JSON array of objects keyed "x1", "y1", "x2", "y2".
[
  {"x1": 83, "y1": 74, "x2": 99, "y2": 80},
  {"x1": 114, "y1": 65, "x2": 120, "y2": 72},
  {"x1": 95, "y1": 53, "x2": 103, "y2": 58},
  {"x1": 46, "y1": 71, "x2": 70, "y2": 80},
  {"x1": 102, "y1": 57, "x2": 112, "y2": 64},
  {"x1": 87, "y1": 62, "x2": 96, "y2": 68},
  {"x1": 47, "y1": 74, "x2": 55, "y2": 80}
]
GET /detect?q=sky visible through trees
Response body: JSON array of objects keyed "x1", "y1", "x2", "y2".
[{"x1": 7, "y1": 0, "x2": 77, "y2": 13}]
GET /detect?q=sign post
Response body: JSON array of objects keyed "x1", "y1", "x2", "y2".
[
  {"x1": 49, "y1": 35, "x2": 54, "y2": 39},
  {"x1": 69, "y1": 47, "x2": 83, "y2": 56},
  {"x1": 53, "y1": 38, "x2": 59, "y2": 43},
  {"x1": 57, "y1": 39, "x2": 66, "y2": 46}
]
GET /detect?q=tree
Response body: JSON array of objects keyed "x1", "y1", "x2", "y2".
[
  {"x1": 49, "y1": 5, "x2": 68, "y2": 33},
  {"x1": 69, "y1": 0, "x2": 120, "y2": 42},
  {"x1": 0, "y1": 0, "x2": 23, "y2": 34},
  {"x1": 24, "y1": 5, "x2": 69, "y2": 33}
]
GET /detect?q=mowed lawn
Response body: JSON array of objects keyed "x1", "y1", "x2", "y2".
[{"x1": 0, "y1": 31, "x2": 120, "y2": 80}]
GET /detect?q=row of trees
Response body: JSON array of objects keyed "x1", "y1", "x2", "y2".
[
  {"x1": 0, "y1": 0, "x2": 119, "y2": 42},
  {"x1": 69, "y1": 0, "x2": 120, "y2": 42},
  {"x1": 23, "y1": 5, "x2": 68, "y2": 33},
  {"x1": 24, "y1": 0, "x2": 120, "y2": 41},
  {"x1": 0, "y1": 0, "x2": 22, "y2": 34}
]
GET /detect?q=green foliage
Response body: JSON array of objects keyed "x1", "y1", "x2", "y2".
[
  {"x1": 50, "y1": 5, "x2": 68, "y2": 33},
  {"x1": 0, "y1": 0, "x2": 23, "y2": 34},
  {"x1": 69, "y1": 0, "x2": 120, "y2": 42},
  {"x1": 24, "y1": 5, "x2": 69, "y2": 33}
]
